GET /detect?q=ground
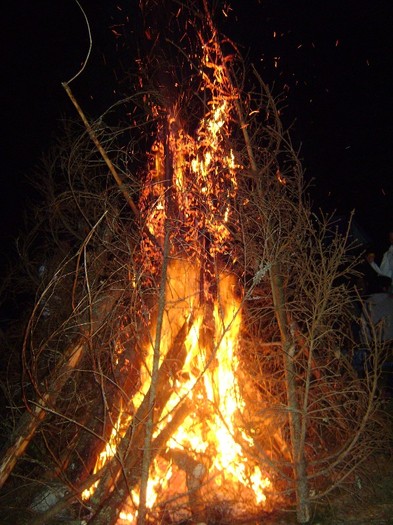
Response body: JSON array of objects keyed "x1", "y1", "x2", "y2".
[
  {"x1": 255, "y1": 402, "x2": 393, "y2": 525},
  {"x1": 1, "y1": 453, "x2": 393, "y2": 524},
  {"x1": 0, "y1": 404, "x2": 392, "y2": 525},
  {"x1": 313, "y1": 452, "x2": 393, "y2": 525}
]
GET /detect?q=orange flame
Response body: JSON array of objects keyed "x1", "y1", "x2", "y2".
[
  {"x1": 117, "y1": 264, "x2": 271, "y2": 523},
  {"x1": 83, "y1": 36, "x2": 274, "y2": 523}
]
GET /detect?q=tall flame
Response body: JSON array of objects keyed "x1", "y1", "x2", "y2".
[{"x1": 83, "y1": 35, "x2": 273, "y2": 523}]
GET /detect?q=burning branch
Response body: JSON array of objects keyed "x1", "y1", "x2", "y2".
[{"x1": 87, "y1": 317, "x2": 196, "y2": 524}]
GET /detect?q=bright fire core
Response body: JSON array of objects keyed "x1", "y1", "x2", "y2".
[{"x1": 120, "y1": 263, "x2": 272, "y2": 522}]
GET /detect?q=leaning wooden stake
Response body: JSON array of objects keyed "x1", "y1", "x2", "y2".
[
  {"x1": 0, "y1": 338, "x2": 84, "y2": 490},
  {"x1": 29, "y1": 316, "x2": 194, "y2": 525},
  {"x1": 62, "y1": 82, "x2": 139, "y2": 217},
  {"x1": 0, "y1": 291, "x2": 119, "y2": 490},
  {"x1": 62, "y1": 82, "x2": 161, "y2": 252},
  {"x1": 30, "y1": 396, "x2": 192, "y2": 525}
]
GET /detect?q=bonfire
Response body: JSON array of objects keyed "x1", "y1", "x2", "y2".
[{"x1": 0, "y1": 2, "x2": 388, "y2": 525}]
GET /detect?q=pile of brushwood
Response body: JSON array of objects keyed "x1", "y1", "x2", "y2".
[{"x1": 0, "y1": 2, "x2": 391, "y2": 524}]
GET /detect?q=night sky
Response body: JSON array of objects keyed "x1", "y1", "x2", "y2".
[{"x1": 1, "y1": 0, "x2": 392, "y2": 269}]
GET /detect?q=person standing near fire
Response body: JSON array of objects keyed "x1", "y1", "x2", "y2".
[
  {"x1": 380, "y1": 229, "x2": 393, "y2": 288},
  {"x1": 357, "y1": 246, "x2": 390, "y2": 297}
]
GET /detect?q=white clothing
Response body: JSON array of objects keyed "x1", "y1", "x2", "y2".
[
  {"x1": 380, "y1": 245, "x2": 393, "y2": 280},
  {"x1": 370, "y1": 260, "x2": 385, "y2": 276}
]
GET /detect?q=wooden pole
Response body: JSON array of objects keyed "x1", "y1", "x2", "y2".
[
  {"x1": 62, "y1": 83, "x2": 139, "y2": 217},
  {"x1": 61, "y1": 83, "x2": 161, "y2": 252},
  {"x1": 270, "y1": 264, "x2": 310, "y2": 523},
  {"x1": 0, "y1": 339, "x2": 84, "y2": 490},
  {"x1": 137, "y1": 227, "x2": 171, "y2": 525},
  {"x1": 0, "y1": 291, "x2": 120, "y2": 490}
]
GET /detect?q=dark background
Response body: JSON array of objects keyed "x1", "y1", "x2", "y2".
[{"x1": 1, "y1": 0, "x2": 392, "y2": 268}]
